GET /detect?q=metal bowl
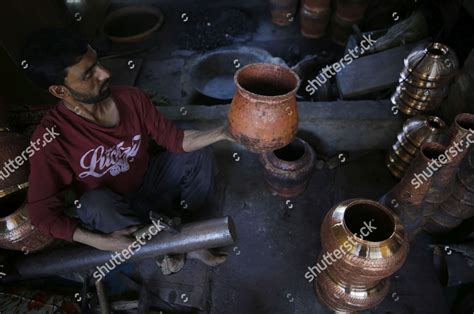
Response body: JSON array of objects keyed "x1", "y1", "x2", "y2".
[
  {"x1": 103, "y1": 5, "x2": 164, "y2": 44},
  {"x1": 189, "y1": 47, "x2": 284, "y2": 100}
]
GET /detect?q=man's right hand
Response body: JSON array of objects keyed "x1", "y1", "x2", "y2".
[{"x1": 73, "y1": 225, "x2": 140, "y2": 252}]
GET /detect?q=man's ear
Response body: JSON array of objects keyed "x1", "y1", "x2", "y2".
[{"x1": 48, "y1": 85, "x2": 70, "y2": 99}]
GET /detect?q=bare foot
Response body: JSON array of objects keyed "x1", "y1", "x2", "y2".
[{"x1": 187, "y1": 249, "x2": 228, "y2": 266}]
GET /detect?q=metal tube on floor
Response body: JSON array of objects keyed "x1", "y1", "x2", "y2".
[{"x1": 12, "y1": 216, "x2": 236, "y2": 280}]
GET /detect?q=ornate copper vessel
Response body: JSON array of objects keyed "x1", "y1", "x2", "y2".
[
  {"x1": 269, "y1": 0, "x2": 298, "y2": 26},
  {"x1": 424, "y1": 117, "x2": 474, "y2": 234},
  {"x1": 0, "y1": 129, "x2": 54, "y2": 252},
  {"x1": 0, "y1": 200, "x2": 54, "y2": 251},
  {"x1": 386, "y1": 116, "x2": 446, "y2": 178},
  {"x1": 259, "y1": 137, "x2": 315, "y2": 197},
  {"x1": 381, "y1": 142, "x2": 447, "y2": 238},
  {"x1": 228, "y1": 63, "x2": 300, "y2": 152},
  {"x1": 392, "y1": 43, "x2": 458, "y2": 116},
  {"x1": 300, "y1": 0, "x2": 331, "y2": 39},
  {"x1": 0, "y1": 130, "x2": 30, "y2": 197},
  {"x1": 314, "y1": 199, "x2": 409, "y2": 312}
]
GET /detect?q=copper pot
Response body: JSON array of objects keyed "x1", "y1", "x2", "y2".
[
  {"x1": 0, "y1": 199, "x2": 54, "y2": 252},
  {"x1": 330, "y1": 12, "x2": 361, "y2": 46},
  {"x1": 269, "y1": 0, "x2": 299, "y2": 26},
  {"x1": 386, "y1": 116, "x2": 446, "y2": 178},
  {"x1": 300, "y1": 5, "x2": 331, "y2": 39},
  {"x1": 315, "y1": 199, "x2": 409, "y2": 311},
  {"x1": 228, "y1": 63, "x2": 300, "y2": 152},
  {"x1": 335, "y1": 0, "x2": 369, "y2": 21},
  {"x1": 320, "y1": 199, "x2": 409, "y2": 284},
  {"x1": 103, "y1": 6, "x2": 164, "y2": 44},
  {"x1": 315, "y1": 271, "x2": 390, "y2": 312},
  {"x1": 0, "y1": 130, "x2": 30, "y2": 198},
  {"x1": 259, "y1": 137, "x2": 315, "y2": 197},
  {"x1": 381, "y1": 142, "x2": 448, "y2": 238},
  {"x1": 304, "y1": 0, "x2": 331, "y2": 12}
]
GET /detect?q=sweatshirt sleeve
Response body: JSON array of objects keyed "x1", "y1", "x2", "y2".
[
  {"x1": 134, "y1": 88, "x2": 185, "y2": 153},
  {"x1": 26, "y1": 124, "x2": 79, "y2": 241}
]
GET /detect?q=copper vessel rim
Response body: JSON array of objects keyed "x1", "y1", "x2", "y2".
[
  {"x1": 233, "y1": 63, "x2": 301, "y2": 101},
  {"x1": 419, "y1": 142, "x2": 448, "y2": 161},
  {"x1": 454, "y1": 113, "x2": 474, "y2": 133},
  {"x1": 425, "y1": 116, "x2": 446, "y2": 131},
  {"x1": 423, "y1": 42, "x2": 450, "y2": 59},
  {"x1": 270, "y1": 137, "x2": 314, "y2": 164},
  {"x1": 340, "y1": 199, "x2": 397, "y2": 246},
  {"x1": 0, "y1": 182, "x2": 29, "y2": 199},
  {"x1": 0, "y1": 200, "x2": 27, "y2": 225}
]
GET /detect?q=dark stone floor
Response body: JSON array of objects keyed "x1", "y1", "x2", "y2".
[{"x1": 206, "y1": 144, "x2": 449, "y2": 314}]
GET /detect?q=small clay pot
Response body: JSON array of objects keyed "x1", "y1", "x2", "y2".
[{"x1": 259, "y1": 137, "x2": 315, "y2": 197}]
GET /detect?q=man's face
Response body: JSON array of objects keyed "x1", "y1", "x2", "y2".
[{"x1": 63, "y1": 46, "x2": 112, "y2": 104}]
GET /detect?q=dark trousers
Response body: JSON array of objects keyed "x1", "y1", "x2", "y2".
[{"x1": 77, "y1": 147, "x2": 216, "y2": 234}]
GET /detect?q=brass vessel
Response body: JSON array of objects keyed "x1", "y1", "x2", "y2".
[
  {"x1": 386, "y1": 116, "x2": 446, "y2": 178},
  {"x1": 391, "y1": 43, "x2": 458, "y2": 116},
  {"x1": 315, "y1": 199, "x2": 409, "y2": 312}
]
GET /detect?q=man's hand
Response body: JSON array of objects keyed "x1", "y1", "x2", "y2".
[
  {"x1": 182, "y1": 123, "x2": 236, "y2": 152},
  {"x1": 73, "y1": 225, "x2": 140, "y2": 252},
  {"x1": 220, "y1": 124, "x2": 236, "y2": 143}
]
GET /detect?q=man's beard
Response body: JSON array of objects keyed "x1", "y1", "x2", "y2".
[{"x1": 68, "y1": 82, "x2": 111, "y2": 104}]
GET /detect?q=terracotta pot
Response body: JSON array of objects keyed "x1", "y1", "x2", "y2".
[
  {"x1": 259, "y1": 137, "x2": 315, "y2": 197},
  {"x1": 300, "y1": 5, "x2": 331, "y2": 39},
  {"x1": 0, "y1": 200, "x2": 54, "y2": 252},
  {"x1": 386, "y1": 116, "x2": 446, "y2": 179},
  {"x1": 315, "y1": 199, "x2": 409, "y2": 311},
  {"x1": 269, "y1": 0, "x2": 299, "y2": 26},
  {"x1": 228, "y1": 63, "x2": 300, "y2": 152},
  {"x1": 0, "y1": 130, "x2": 30, "y2": 198}
]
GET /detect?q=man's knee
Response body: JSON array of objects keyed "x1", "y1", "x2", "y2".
[{"x1": 77, "y1": 188, "x2": 120, "y2": 224}]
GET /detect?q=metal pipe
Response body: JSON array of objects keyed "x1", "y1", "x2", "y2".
[
  {"x1": 11, "y1": 216, "x2": 236, "y2": 280},
  {"x1": 95, "y1": 280, "x2": 111, "y2": 314}
]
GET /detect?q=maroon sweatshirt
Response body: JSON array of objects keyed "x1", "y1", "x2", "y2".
[{"x1": 26, "y1": 86, "x2": 185, "y2": 241}]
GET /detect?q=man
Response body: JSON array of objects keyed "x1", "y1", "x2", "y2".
[{"x1": 23, "y1": 28, "x2": 233, "y2": 268}]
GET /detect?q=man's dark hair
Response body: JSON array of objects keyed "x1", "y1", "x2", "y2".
[{"x1": 20, "y1": 28, "x2": 88, "y2": 89}]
